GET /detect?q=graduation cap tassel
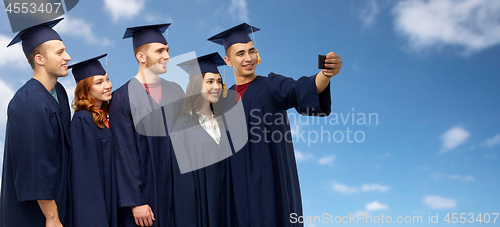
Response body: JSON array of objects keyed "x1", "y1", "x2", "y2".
[
  {"x1": 251, "y1": 26, "x2": 261, "y2": 64},
  {"x1": 222, "y1": 64, "x2": 227, "y2": 97},
  {"x1": 166, "y1": 29, "x2": 171, "y2": 62}
]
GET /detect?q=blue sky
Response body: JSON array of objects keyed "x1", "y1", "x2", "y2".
[{"x1": 1, "y1": 0, "x2": 500, "y2": 226}]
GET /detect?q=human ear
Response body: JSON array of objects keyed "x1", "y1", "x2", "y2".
[
  {"x1": 224, "y1": 56, "x2": 233, "y2": 67},
  {"x1": 34, "y1": 54, "x2": 44, "y2": 66},
  {"x1": 136, "y1": 52, "x2": 146, "y2": 64}
]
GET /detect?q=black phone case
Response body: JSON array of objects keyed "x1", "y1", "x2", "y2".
[{"x1": 318, "y1": 55, "x2": 329, "y2": 69}]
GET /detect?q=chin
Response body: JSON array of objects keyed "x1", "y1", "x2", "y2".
[
  {"x1": 241, "y1": 72, "x2": 254, "y2": 77},
  {"x1": 156, "y1": 67, "x2": 168, "y2": 75}
]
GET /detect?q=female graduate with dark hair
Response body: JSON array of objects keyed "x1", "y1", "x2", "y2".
[
  {"x1": 171, "y1": 52, "x2": 235, "y2": 227},
  {"x1": 68, "y1": 54, "x2": 118, "y2": 227}
]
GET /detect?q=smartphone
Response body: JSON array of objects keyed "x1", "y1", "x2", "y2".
[{"x1": 318, "y1": 55, "x2": 330, "y2": 69}]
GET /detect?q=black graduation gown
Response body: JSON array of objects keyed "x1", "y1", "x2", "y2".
[
  {"x1": 70, "y1": 110, "x2": 118, "y2": 227},
  {"x1": 171, "y1": 114, "x2": 232, "y2": 227},
  {"x1": 227, "y1": 73, "x2": 331, "y2": 227},
  {"x1": 108, "y1": 78, "x2": 184, "y2": 227},
  {"x1": 0, "y1": 79, "x2": 72, "y2": 227}
]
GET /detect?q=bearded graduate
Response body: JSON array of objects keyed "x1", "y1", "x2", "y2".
[
  {"x1": 171, "y1": 52, "x2": 234, "y2": 227},
  {"x1": 69, "y1": 54, "x2": 118, "y2": 227},
  {"x1": 109, "y1": 23, "x2": 184, "y2": 227}
]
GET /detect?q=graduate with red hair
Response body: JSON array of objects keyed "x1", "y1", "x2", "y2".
[{"x1": 69, "y1": 54, "x2": 118, "y2": 227}]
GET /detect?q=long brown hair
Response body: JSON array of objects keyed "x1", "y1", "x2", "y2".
[{"x1": 72, "y1": 76, "x2": 110, "y2": 128}]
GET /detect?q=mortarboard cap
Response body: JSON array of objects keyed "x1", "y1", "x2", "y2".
[
  {"x1": 123, "y1": 23, "x2": 171, "y2": 50},
  {"x1": 177, "y1": 52, "x2": 225, "y2": 80},
  {"x1": 207, "y1": 23, "x2": 260, "y2": 50},
  {"x1": 7, "y1": 18, "x2": 63, "y2": 58},
  {"x1": 68, "y1": 54, "x2": 107, "y2": 83}
]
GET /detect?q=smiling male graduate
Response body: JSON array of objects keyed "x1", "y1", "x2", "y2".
[
  {"x1": 108, "y1": 23, "x2": 184, "y2": 227},
  {"x1": 1, "y1": 18, "x2": 72, "y2": 227},
  {"x1": 208, "y1": 23, "x2": 342, "y2": 226}
]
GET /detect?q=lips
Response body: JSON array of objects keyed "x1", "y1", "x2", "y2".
[
  {"x1": 242, "y1": 63, "x2": 254, "y2": 70},
  {"x1": 209, "y1": 91, "x2": 220, "y2": 97}
]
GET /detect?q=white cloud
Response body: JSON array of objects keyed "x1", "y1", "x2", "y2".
[
  {"x1": 376, "y1": 152, "x2": 390, "y2": 159},
  {"x1": 393, "y1": 0, "x2": 500, "y2": 54},
  {"x1": 440, "y1": 127, "x2": 470, "y2": 153},
  {"x1": 229, "y1": 0, "x2": 249, "y2": 22},
  {"x1": 332, "y1": 182, "x2": 359, "y2": 194},
  {"x1": 360, "y1": 0, "x2": 380, "y2": 27},
  {"x1": 0, "y1": 34, "x2": 28, "y2": 69},
  {"x1": 366, "y1": 201, "x2": 389, "y2": 211},
  {"x1": 483, "y1": 153, "x2": 498, "y2": 159},
  {"x1": 55, "y1": 16, "x2": 111, "y2": 46},
  {"x1": 104, "y1": 0, "x2": 146, "y2": 22},
  {"x1": 431, "y1": 172, "x2": 474, "y2": 182},
  {"x1": 424, "y1": 196, "x2": 457, "y2": 209},
  {"x1": 484, "y1": 134, "x2": 500, "y2": 147},
  {"x1": 144, "y1": 14, "x2": 174, "y2": 25},
  {"x1": 318, "y1": 155, "x2": 335, "y2": 166},
  {"x1": 295, "y1": 150, "x2": 314, "y2": 162},
  {"x1": 332, "y1": 182, "x2": 390, "y2": 194},
  {"x1": 448, "y1": 174, "x2": 474, "y2": 182},
  {"x1": 360, "y1": 184, "x2": 390, "y2": 192},
  {"x1": 0, "y1": 79, "x2": 16, "y2": 125}
]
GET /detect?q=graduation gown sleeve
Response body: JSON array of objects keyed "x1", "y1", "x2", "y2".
[
  {"x1": 1, "y1": 80, "x2": 71, "y2": 227},
  {"x1": 266, "y1": 72, "x2": 331, "y2": 115},
  {"x1": 109, "y1": 87, "x2": 147, "y2": 207},
  {"x1": 70, "y1": 111, "x2": 113, "y2": 227},
  {"x1": 8, "y1": 88, "x2": 61, "y2": 201}
]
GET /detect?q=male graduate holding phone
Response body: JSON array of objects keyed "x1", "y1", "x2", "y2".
[
  {"x1": 208, "y1": 23, "x2": 342, "y2": 227},
  {"x1": 1, "y1": 18, "x2": 72, "y2": 227}
]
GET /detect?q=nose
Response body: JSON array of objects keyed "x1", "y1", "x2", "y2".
[
  {"x1": 163, "y1": 51, "x2": 170, "y2": 61},
  {"x1": 106, "y1": 81, "x2": 113, "y2": 90},
  {"x1": 64, "y1": 52, "x2": 71, "y2": 61},
  {"x1": 105, "y1": 79, "x2": 112, "y2": 90},
  {"x1": 244, "y1": 52, "x2": 252, "y2": 62}
]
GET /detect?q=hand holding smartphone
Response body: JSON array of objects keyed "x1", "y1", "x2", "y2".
[{"x1": 318, "y1": 55, "x2": 331, "y2": 69}]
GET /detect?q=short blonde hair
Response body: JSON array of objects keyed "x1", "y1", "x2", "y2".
[
  {"x1": 134, "y1": 43, "x2": 151, "y2": 63},
  {"x1": 27, "y1": 44, "x2": 46, "y2": 69}
]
